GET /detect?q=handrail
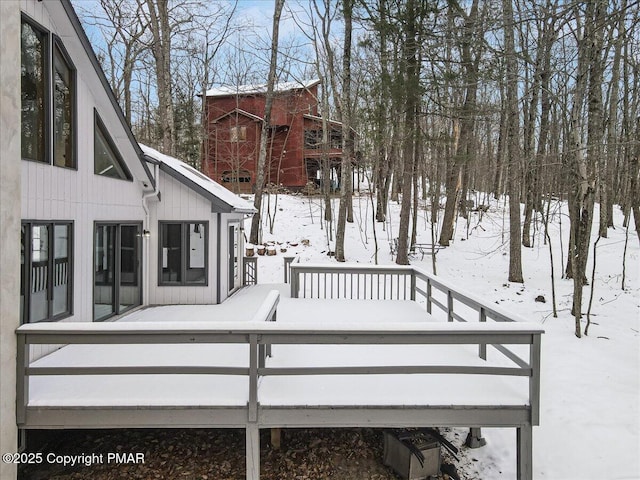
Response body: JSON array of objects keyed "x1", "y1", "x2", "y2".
[
  {"x1": 16, "y1": 320, "x2": 542, "y2": 428},
  {"x1": 288, "y1": 263, "x2": 537, "y2": 366}
]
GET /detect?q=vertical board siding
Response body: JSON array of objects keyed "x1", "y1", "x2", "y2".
[
  {"x1": 149, "y1": 174, "x2": 221, "y2": 306},
  {"x1": 20, "y1": 0, "x2": 147, "y2": 357}
]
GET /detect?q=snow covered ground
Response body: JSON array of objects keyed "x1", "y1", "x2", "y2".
[{"x1": 246, "y1": 192, "x2": 640, "y2": 480}]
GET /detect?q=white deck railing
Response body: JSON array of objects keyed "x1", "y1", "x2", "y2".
[
  {"x1": 289, "y1": 263, "x2": 533, "y2": 366},
  {"x1": 16, "y1": 263, "x2": 543, "y2": 480},
  {"x1": 16, "y1": 319, "x2": 541, "y2": 428}
]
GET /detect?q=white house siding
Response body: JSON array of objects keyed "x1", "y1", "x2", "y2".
[
  {"x1": 20, "y1": 1, "x2": 151, "y2": 359},
  {"x1": 1, "y1": 1, "x2": 22, "y2": 478},
  {"x1": 148, "y1": 173, "x2": 219, "y2": 305}
]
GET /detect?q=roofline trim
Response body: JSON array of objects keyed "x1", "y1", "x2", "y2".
[
  {"x1": 211, "y1": 108, "x2": 264, "y2": 124},
  {"x1": 60, "y1": 0, "x2": 155, "y2": 189}
]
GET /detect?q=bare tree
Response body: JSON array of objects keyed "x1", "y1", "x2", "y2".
[
  {"x1": 335, "y1": 0, "x2": 354, "y2": 262},
  {"x1": 503, "y1": 0, "x2": 523, "y2": 283},
  {"x1": 249, "y1": 0, "x2": 285, "y2": 245}
]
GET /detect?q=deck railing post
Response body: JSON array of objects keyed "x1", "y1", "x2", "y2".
[
  {"x1": 283, "y1": 256, "x2": 294, "y2": 284},
  {"x1": 426, "y1": 279, "x2": 432, "y2": 314},
  {"x1": 16, "y1": 333, "x2": 28, "y2": 426},
  {"x1": 290, "y1": 267, "x2": 299, "y2": 298},
  {"x1": 479, "y1": 308, "x2": 487, "y2": 360},
  {"x1": 447, "y1": 290, "x2": 454, "y2": 322},
  {"x1": 530, "y1": 333, "x2": 541, "y2": 426},
  {"x1": 410, "y1": 270, "x2": 416, "y2": 301},
  {"x1": 248, "y1": 334, "x2": 258, "y2": 423}
]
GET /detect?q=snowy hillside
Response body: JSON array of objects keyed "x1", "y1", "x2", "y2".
[{"x1": 245, "y1": 193, "x2": 640, "y2": 480}]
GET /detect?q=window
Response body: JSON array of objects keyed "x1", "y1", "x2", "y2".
[
  {"x1": 21, "y1": 18, "x2": 47, "y2": 163},
  {"x1": 53, "y1": 42, "x2": 75, "y2": 168},
  {"x1": 94, "y1": 223, "x2": 141, "y2": 321},
  {"x1": 230, "y1": 126, "x2": 247, "y2": 142},
  {"x1": 221, "y1": 170, "x2": 251, "y2": 183},
  {"x1": 94, "y1": 111, "x2": 132, "y2": 180},
  {"x1": 159, "y1": 222, "x2": 207, "y2": 285},
  {"x1": 330, "y1": 129, "x2": 343, "y2": 149},
  {"x1": 21, "y1": 222, "x2": 73, "y2": 323},
  {"x1": 304, "y1": 129, "x2": 321, "y2": 149},
  {"x1": 21, "y1": 16, "x2": 76, "y2": 168}
]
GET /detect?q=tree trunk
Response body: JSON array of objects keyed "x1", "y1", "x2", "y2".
[
  {"x1": 249, "y1": 0, "x2": 284, "y2": 245},
  {"x1": 335, "y1": 0, "x2": 353, "y2": 262},
  {"x1": 503, "y1": 0, "x2": 523, "y2": 283},
  {"x1": 145, "y1": 0, "x2": 175, "y2": 154}
]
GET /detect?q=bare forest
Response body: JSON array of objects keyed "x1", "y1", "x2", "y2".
[{"x1": 76, "y1": 0, "x2": 640, "y2": 337}]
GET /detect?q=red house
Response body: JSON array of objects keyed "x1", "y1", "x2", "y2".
[{"x1": 202, "y1": 79, "x2": 345, "y2": 193}]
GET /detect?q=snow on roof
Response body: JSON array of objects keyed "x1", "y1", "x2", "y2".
[
  {"x1": 206, "y1": 79, "x2": 320, "y2": 97},
  {"x1": 303, "y1": 114, "x2": 343, "y2": 126},
  {"x1": 139, "y1": 144, "x2": 256, "y2": 214}
]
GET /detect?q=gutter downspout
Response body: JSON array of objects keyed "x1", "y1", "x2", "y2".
[
  {"x1": 142, "y1": 162, "x2": 160, "y2": 305},
  {"x1": 216, "y1": 213, "x2": 221, "y2": 304}
]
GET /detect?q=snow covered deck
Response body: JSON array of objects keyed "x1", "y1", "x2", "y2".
[{"x1": 16, "y1": 265, "x2": 543, "y2": 480}]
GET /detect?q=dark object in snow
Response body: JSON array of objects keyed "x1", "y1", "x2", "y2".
[
  {"x1": 383, "y1": 429, "x2": 441, "y2": 479},
  {"x1": 327, "y1": 251, "x2": 335, "y2": 257},
  {"x1": 440, "y1": 462, "x2": 461, "y2": 480},
  {"x1": 535, "y1": 295, "x2": 546, "y2": 303}
]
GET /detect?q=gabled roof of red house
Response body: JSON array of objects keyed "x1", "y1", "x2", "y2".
[
  {"x1": 303, "y1": 114, "x2": 344, "y2": 127},
  {"x1": 212, "y1": 108, "x2": 263, "y2": 124},
  {"x1": 205, "y1": 79, "x2": 320, "y2": 98}
]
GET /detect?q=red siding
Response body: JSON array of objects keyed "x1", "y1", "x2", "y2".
[{"x1": 202, "y1": 84, "x2": 337, "y2": 192}]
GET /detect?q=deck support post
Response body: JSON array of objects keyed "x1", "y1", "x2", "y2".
[
  {"x1": 465, "y1": 427, "x2": 486, "y2": 448},
  {"x1": 516, "y1": 425, "x2": 533, "y2": 480},
  {"x1": 246, "y1": 424, "x2": 260, "y2": 480},
  {"x1": 270, "y1": 428, "x2": 281, "y2": 450}
]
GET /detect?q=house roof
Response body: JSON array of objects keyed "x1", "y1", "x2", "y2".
[
  {"x1": 206, "y1": 79, "x2": 320, "y2": 98},
  {"x1": 61, "y1": 0, "x2": 155, "y2": 189},
  {"x1": 303, "y1": 114, "x2": 344, "y2": 127},
  {"x1": 212, "y1": 108, "x2": 264, "y2": 124},
  {"x1": 140, "y1": 144, "x2": 256, "y2": 214}
]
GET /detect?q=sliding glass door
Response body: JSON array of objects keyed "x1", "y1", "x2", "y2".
[
  {"x1": 21, "y1": 222, "x2": 73, "y2": 323},
  {"x1": 94, "y1": 223, "x2": 141, "y2": 321}
]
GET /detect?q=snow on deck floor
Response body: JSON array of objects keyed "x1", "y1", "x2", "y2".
[{"x1": 27, "y1": 285, "x2": 529, "y2": 409}]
